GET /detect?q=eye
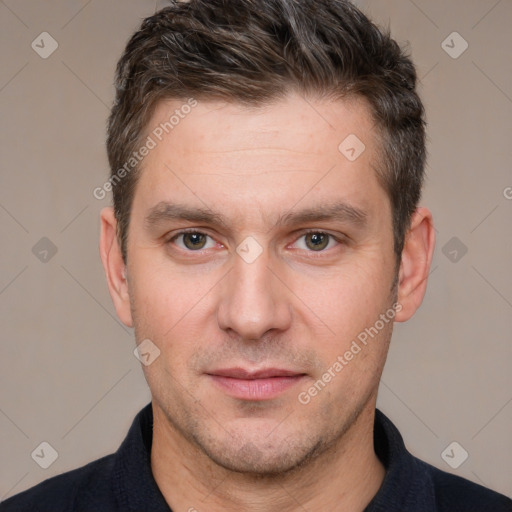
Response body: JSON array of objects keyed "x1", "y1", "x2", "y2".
[
  {"x1": 167, "y1": 229, "x2": 342, "y2": 254},
  {"x1": 293, "y1": 231, "x2": 340, "y2": 252},
  {"x1": 170, "y1": 230, "x2": 217, "y2": 251}
]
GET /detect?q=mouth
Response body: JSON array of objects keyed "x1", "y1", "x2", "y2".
[{"x1": 206, "y1": 367, "x2": 307, "y2": 401}]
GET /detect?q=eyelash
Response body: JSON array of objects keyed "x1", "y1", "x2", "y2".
[{"x1": 167, "y1": 228, "x2": 344, "y2": 255}]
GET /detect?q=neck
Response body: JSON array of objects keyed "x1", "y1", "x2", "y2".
[{"x1": 151, "y1": 402, "x2": 385, "y2": 512}]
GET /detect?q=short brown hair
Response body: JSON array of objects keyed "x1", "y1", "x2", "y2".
[{"x1": 106, "y1": 0, "x2": 426, "y2": 263}]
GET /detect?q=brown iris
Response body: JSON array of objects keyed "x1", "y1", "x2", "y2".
[
  {"x1": 305, "y1": 232, "x2": 329, "y2": 251},
  {"x1": 183, "y1": 232, "x2": 208, "y2": 250}
]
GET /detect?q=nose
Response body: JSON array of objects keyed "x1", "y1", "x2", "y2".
[{"x1": 216, "y1": 247, "x2": 292, "y2": 341}]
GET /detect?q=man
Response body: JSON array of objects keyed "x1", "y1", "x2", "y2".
[{"x1": 2, "y1": 0, "x2": 511, "y2": 510}]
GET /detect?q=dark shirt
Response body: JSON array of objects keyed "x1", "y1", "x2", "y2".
[{"x1": 1, "y1": 403, "x2": 511, "y2": 511}]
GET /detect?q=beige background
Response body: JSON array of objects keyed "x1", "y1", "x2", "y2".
[{"x1": 1, "y1": 0, "x2": 511, "y2": 502}]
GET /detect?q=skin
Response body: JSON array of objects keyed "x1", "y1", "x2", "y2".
[{"x1": 100, "y1": 92, "x2": 435, "y2": 511}]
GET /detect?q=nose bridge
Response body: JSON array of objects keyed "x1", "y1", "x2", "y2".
[{"x1": 216, "y1": 245, "x2": 291, "y2": 340}]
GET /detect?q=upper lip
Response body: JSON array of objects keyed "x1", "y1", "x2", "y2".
[{"x1": 207, "y1": 367, "x2": 305, "y2": 379}]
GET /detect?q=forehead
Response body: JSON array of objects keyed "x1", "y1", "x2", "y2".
[
  {"x1": 134, "y1": 92, "x2": 388, "y2": 226},
  {"x1": 144, "y1": 92, "x2": 376, "y2": 165}
]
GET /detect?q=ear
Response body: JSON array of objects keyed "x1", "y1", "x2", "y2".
[
  {"x1": 99, "y1": 207, "x2": 133, "y2": 327},
  {"x1": 394, "y1": 207, "x2": 435, "y2": 322}
]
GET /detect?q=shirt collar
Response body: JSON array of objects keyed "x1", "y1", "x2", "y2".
[
  {"x1": 112, "y1": 402, "x2": 171, "y2": 511},
  {"x1": 111, "y1": 403, "x2": 436, "y2": 511},
  {"x1": 364, "y1": 409, "x2": 436, "y2": 512}
]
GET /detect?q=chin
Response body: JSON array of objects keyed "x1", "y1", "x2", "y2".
[{"x1": 192, "y1": 429, "x2": 328, "y2": 477}]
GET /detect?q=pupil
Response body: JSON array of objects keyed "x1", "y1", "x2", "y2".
[
  {"x1": 185, "y1": 233, "x2": 205, "y2": 249},
  {"x1": 307, "y1": 233, "x2": 328, "y2": 251}
]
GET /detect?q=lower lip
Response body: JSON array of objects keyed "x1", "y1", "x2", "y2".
[{"x1": 208, "y1": 375, "x2": 306, "y2": 401}]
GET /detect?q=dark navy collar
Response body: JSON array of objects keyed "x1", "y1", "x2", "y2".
[
  {"x1": 112, "y1": 403, "x2": 171, "y2": 511},
  {"x1": 365, "y1": 409, "x2": 436, "y2": 511}
]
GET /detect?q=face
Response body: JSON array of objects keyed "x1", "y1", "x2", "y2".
[{"x1": 103, "y1": 92, "x2": 420, "y2": 475}]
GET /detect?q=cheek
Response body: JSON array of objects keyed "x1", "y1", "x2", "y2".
[
  {"x1": 128, "y1": 259, "x2": 185, "y2": 340},
  {"x1": 290, "y1": 256, "x2": 393, "y2": 342}
]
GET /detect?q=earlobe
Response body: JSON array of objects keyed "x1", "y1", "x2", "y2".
[
  {"x1": 394, "y1": 207, "x2": 436, "y2": 323},
  {"x1": 99, "y1": 207, "x2": 133, "y2": 327}
]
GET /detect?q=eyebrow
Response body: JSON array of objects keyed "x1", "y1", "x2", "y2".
[{"x1": 144, "y1": 201, "x2": 368, "y2": 231}]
